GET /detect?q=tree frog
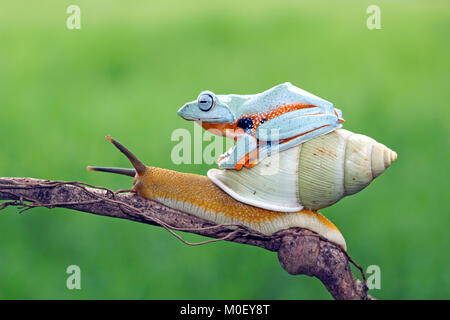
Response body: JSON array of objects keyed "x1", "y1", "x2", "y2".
[{"x1": 177, "y1": 82, "x2": 344, "y2": 170}]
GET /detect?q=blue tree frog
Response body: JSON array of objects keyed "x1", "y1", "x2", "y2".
[{"x1": 177, "y1": 82, "x2": 344, "y2": 170}]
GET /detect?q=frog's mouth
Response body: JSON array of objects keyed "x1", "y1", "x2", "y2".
[{"x1": 181, "y1": 115, "x2": 223, "y2": 122}]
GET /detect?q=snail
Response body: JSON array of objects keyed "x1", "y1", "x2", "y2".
[
  {"x1": 87, "y1": 129, "x2": 397, "y2": 251},
  {"x1": 87, "y1": 83, "x2": 397, "y2": 251}
]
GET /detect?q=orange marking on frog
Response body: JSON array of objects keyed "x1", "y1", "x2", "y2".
[
  {"x1": 200, "y1": 103, "x2": 317, "y2": 137},
  {"x1": 241, "y1": 103, "x2": 317, "y2": 135},
  {"x1": 201, "y1": 103, "x2": 318, "y2": 169}
]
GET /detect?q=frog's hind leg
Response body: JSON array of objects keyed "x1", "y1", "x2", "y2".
[{"x1": 256, "y1": 124, "x2": 337, "y2": 162}]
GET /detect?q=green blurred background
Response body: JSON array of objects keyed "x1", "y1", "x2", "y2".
[{"x1": 0, "y1": 0, "x2": 449, "y2": 299}]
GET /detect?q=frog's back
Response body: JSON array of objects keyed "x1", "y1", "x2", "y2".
[{"x1": 222, "y1": 82, "x2": 335, "y2": 116}]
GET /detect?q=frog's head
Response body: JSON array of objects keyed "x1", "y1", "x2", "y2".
[{"x1": 178, "y1": 90, "x2": 237, "y2": 123}]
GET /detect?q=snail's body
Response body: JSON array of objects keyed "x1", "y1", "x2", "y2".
[
  {"x1": 134, "y1": 166, "x2": 346, "y2": 249},
  {"x1": 88, "y1": 129, "x2": 396, "y2": 251}
]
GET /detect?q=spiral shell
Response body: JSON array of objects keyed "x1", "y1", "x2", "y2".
[{"x1": 208, "y1": 129, "x2": 397, "y2": 212}]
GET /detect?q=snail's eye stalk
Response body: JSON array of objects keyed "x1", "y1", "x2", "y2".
[
  {"x1": 197, "y1": 92, "x2": 215, "y2": 111},
  {"x1": 87, "y1": 166, "x2": 136, "y2": 177},
  {"x1": 105, "y1": 136, "x2": 147, "y2": 175}
]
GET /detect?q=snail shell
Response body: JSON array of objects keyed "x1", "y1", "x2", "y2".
[{"x1": 207, "y1": 129, "x2": 397, "y2": 212}]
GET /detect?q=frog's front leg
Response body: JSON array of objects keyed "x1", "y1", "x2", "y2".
[{"x1": 218, "y1": 134, "x2": 258, "y2": 170}]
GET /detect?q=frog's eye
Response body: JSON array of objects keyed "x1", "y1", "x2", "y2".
[{"x1": 197, "y1": 93, "x2": 215, "y2": 111}]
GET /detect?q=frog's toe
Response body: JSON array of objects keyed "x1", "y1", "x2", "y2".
[{"x1": 218, "y1": 155, "x2": 237, "y2": 169}]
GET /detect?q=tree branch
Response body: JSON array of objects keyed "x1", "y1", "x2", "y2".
[{"x1": 0, "y1": 177, "x2": 373, "y2": 300}]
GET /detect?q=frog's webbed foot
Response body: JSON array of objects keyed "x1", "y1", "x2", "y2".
[{"x1": 218, "y1": 135, "x2": 258, "y2": 170}]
